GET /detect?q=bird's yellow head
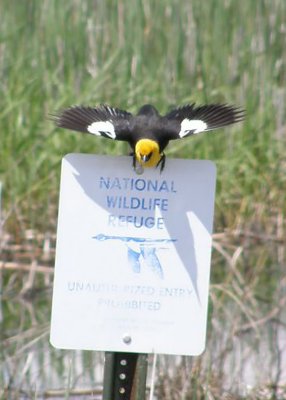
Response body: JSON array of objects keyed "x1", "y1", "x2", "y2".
[{"x1": 135, "y1": 139, "x2": 161, "y2": 168}]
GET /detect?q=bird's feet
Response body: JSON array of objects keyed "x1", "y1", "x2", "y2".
[{"x1": 156, "y1": 153, "x2": 166, "y2": 172}]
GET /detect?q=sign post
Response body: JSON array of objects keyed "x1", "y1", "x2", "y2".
[
  {"x1": 50, "y1": 154, "x2": 216, "y2": 397},
  {"x1": 102, "y1": 352, "x2": 147, "y2": 400}
]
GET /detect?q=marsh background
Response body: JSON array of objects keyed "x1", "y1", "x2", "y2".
[{"x1": 0, "y1": 0, "x2": 286, "y2": 399}]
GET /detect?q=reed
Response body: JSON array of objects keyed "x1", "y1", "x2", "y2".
[{"x1": 1, "y1": 1, "x2": 285, "y2": 398}]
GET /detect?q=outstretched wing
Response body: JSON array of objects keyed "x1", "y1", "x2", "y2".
[
  {"x1": 163, "y1": 103, "x2": 245, "y2": 139},
  {"x1": 52, "y1": 105, "x2": 133, "y2": 141}
]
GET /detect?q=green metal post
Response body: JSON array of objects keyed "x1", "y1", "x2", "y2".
[
  {"x1": 102, "y1": 352, "x2": 148, "y2": 400},
  {"x1": 102, "y1": 352, "x2": 116, "y2": 400},
  {"x1": 130, "y1": 354, "x2": 148, "y2": 400}
]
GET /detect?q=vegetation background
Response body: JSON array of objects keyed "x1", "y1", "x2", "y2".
[{"x1": 0, "y1": 0, "x2": 285, "y2": 399}]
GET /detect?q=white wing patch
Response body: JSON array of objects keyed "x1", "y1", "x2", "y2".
[
  {"x1": 179, "y1": 119, "x2": 207, "y2": 137},
  {"x1": 87, "y1": 121, "x2": 116, "y2": 139}
]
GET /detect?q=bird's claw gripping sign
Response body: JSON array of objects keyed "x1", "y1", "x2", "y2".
[{"x1": 50, "y1": 154, "x2": 216, "y2": 355}]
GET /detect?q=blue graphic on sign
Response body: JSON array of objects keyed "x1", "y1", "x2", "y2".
[{"x1": 93, "y1": 234, "x2": 177, "y2": 279}]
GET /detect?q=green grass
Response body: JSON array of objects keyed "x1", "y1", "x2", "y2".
[
  {"x1": 1, "y1": 1, "x2": 286, "y2": 398},
  {"x1": 0, "y1": 0, "x2": 285, "y2": 236}
]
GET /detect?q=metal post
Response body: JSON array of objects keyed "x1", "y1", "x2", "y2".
[{"x1": 103, "y1": 352, "x2": 148, "y2": 400}]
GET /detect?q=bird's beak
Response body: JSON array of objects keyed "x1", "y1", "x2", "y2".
[{"x1": 140, "y1": 153, "x2": 152, "y2": 163}]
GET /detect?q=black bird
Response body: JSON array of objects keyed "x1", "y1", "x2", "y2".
[{"x1": 53, "y1": 103, "x2": 244, "y2": 172}]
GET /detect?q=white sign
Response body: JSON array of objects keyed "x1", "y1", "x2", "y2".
[{"x1": 50, "y1": 154, "x2": 216, "y2": 355}]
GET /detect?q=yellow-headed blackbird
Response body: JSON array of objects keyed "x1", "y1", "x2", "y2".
[{"x1": 53, "y1": 103, "x2": 244, "y2": 171}]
